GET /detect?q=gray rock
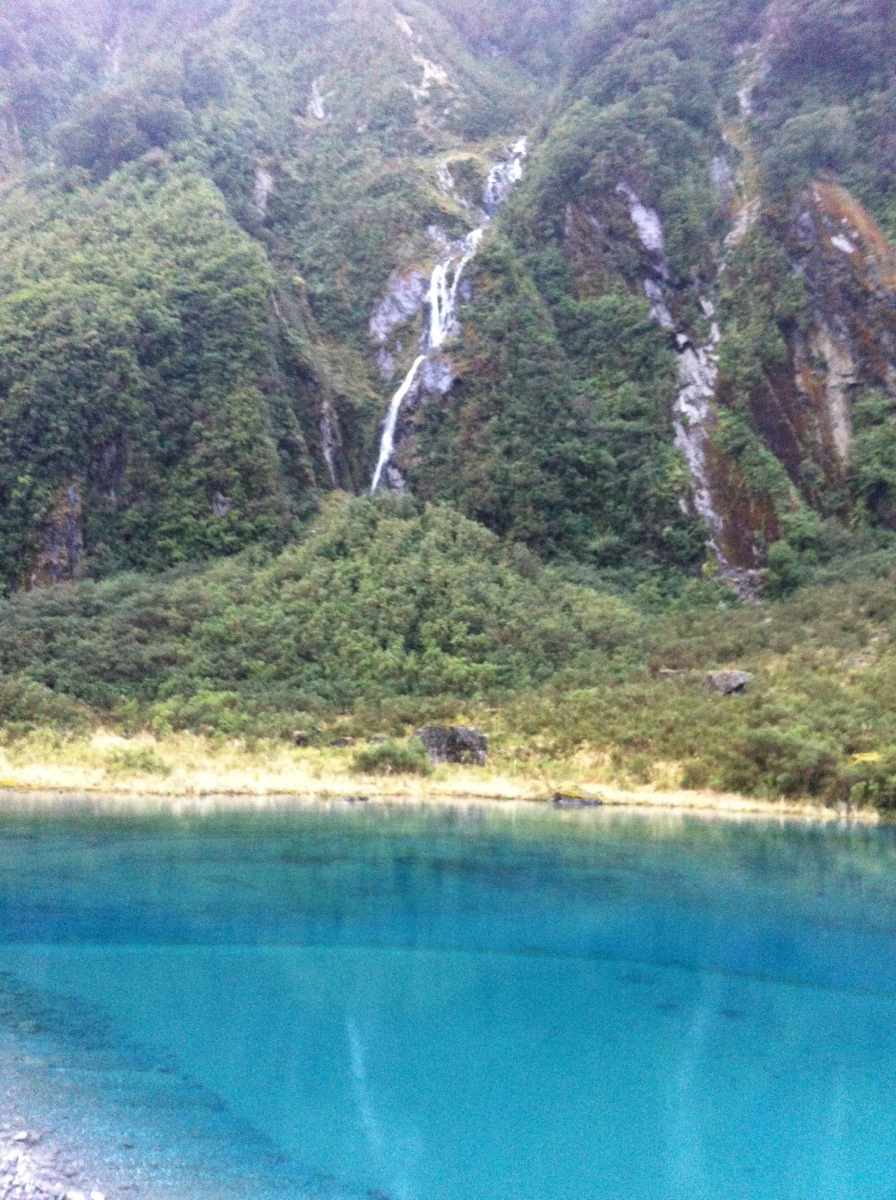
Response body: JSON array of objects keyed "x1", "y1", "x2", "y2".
[
  {"x1": 705, "y1": 670, "x2": 754, "y2": 695},
  {"x1": 328, "y1": 737, "x2": 356, "y2": 748},
  {"x1": 293, "y1": 726, "x2": 323, "y2": 745},
  {"x1": 369, "y1": 270, "x2": 426, "y2": 345},
  {"x1": 551, "y1": 793, "x2": 603, "y2": 809},
  {"x1": 417, "y1": 725, "x2": 488, "y2": 766}
]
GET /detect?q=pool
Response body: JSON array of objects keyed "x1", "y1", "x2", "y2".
[{"x1": 0, "y1": 800, "x2": 894, "y2": 1199}]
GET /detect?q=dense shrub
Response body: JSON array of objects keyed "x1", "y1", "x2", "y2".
[
  {"x1": 351, "y1": 739, "x2": 433, "y2": 776},
  {"x1": 0, "y1": 497, "x2": 640, "y2": 714},
  {"x1": 0, "y1": 675, "x2": 90, "y2": 736}
]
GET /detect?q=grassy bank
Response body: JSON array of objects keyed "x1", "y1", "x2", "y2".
[{"x1": 0, "y1": 728, "x2": 871, "y2": 822}]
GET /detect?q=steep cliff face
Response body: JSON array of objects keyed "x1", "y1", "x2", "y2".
[
  {"x1": 405, "y1": 0, "x2": 896, "y2": 586},
  {"x1": 0, "y1": 0, "x2": 893, "y2": 591}
]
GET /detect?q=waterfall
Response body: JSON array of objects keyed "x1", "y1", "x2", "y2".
[
  {"x1": 427, "y1": 228, "x2": 483, "y2": 349},
  {"x1": 370, "y1": 355, "x2": 426, "y2": 494},
  {"x1": 484, "y1": 137, "x2": 528, "y2": 216},
  {"x1": 370, "y1": 142, "x2": 526, "y2": 493}
]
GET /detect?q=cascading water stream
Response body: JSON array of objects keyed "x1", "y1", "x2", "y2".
[
  {"x1": 370, "y1": 142, "x2": 526, "y2": 493},
  {"x1": 370, "y1": 355, "x2": 427, "y2": 494}
]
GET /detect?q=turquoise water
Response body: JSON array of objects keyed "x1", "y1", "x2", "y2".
[{"x1": 0, "y1": 802, "x2": 895, "y2": 1199}]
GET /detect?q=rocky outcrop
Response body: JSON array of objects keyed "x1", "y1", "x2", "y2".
[
  {"x1": 29, "y1": 486, "x2": 84, "y2": 589},
  {"x1": 417, "y1": 725, "x2": 488, "y2": 765},
  {"x1": 370, "y1": 269, "x2": 428, "y2": 369},
  {"x1": 790, "y1": 183, "x2": 896, "y2": 477},
  {"x1": 551, "y1": 792, "x2": 603, "y2": 809},
  {"x1": 705, "y1": 670, "x2": 754, "y2": 695}
]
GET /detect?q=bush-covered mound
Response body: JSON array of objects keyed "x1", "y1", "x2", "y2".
[
  {"x1": 0, "y1": 496, "x2": 636, "y2": 720},
  {"x1": 1, "y1": 496, "x2": 896, "y2": 810}
]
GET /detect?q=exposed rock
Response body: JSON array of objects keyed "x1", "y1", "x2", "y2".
[
  {"x1": 98, "y1": 440, "x2": 127, "y2": 506},
  {"x1": 29, "y1": 485, "x2": 84, "y2": 589},
  {"x1": 550, "y1": 793, "x2": 603, "y2": 809},
  {"x1": 253, "y1": 166, "x2": 274, "y2": 215},
  {"x1": 717, "y1": 565, "x2": 763, "y2": 606},
  {"x1": 369, "y1": 270, "x2": 427, "y2": 346},
  {"x1": 409, "y1": 54, "x2": 450, "y2": 103},
  {"x1": 705, "y1": 670, "x2": 754, "y2": 695},
  {"x1": 417, "y1": 725, "x2": 488, "y2": 766},
  {"x1": 319, "y1": 397, "x2": 342, "y2": 486},
  {"x1": 788, "y1": 182, "x2": 896, "y2": 487},
  {"x1": 292, "y1": 727, "x2": 322, "y2": 745},
  {"x1": 0, "y1": 1126, "x2": 101, "y2": 1200},
  {"x1": 329, "y1": 737, "x2": 356, "y2": 748},
  {"x1": 307, "y1": 78, "x2": 327, "y2": 121}
]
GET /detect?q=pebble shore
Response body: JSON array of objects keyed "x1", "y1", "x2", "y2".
[{"x1": 0, "y1": 1125, "x2": 107, "y2": 1200}]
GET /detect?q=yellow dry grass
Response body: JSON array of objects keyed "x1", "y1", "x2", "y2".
[{"x1": 0, "y1": 729, "x2": 873, "y2": 823}]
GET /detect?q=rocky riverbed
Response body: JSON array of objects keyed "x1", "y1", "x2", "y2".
[
  {"x1": 0, "y1": 973, "x2": 378, "y2": 1200},
  {"x1": 0, "y1": 1123, "x2": 107, "y2": 1200},
  {"x1": 0, "y1": 976, "x2": 288, "y2": 1200}
]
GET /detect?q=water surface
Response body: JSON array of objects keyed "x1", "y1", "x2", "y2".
[{"x1": 0, "y1": 800, "x2": 894, "y2": 1200}]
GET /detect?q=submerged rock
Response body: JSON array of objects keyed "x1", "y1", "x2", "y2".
[
  {"x1": 550, "y1": 793, "x2": 603, "y2": 809},
  {"x1": 705, "y1": 670, "x2": 754, "y2": 695},
  {"x1": 417, "y1": 725, "x2": 488, "y2": 766}
]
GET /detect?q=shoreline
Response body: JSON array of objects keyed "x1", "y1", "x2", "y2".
[
  {"x1": 0, "y1": 779, "x2": 877, "y2": 826},
  {"x1": 0, "y1": 730, "x2": 878, "y2": 825}
]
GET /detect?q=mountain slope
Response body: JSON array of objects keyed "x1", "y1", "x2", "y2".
[{"x1": 0, "y1": 0, "x2": 894, "y2": 593}]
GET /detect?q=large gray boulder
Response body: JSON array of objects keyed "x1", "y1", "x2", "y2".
[
  {"x1": 705, "y1": 670, "x2": 754, "y2": 695},
  {"x1": 417, "y1": 725, "x2": 488, "y2": 766}
]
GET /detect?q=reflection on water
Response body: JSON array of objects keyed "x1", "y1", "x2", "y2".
[{"x1": 0, "y1": 799, "x2": 894, "y2": 1199}]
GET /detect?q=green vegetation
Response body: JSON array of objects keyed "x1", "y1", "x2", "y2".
[
  {"x1": 0, "y1": 0, "x2": 892, "y2": 588},
  {"x1": 0, "y1": 164, "x2": 321, "y2": 584},
  {"x1": 0, "y1": 0, "x2": 894, "y2": 813},
  {"x1": 352, "y1": 739, "x2": 433, "y2": 776},
  {"x1": 0, "y1": 496, "x2": 893, "y2": 810}
]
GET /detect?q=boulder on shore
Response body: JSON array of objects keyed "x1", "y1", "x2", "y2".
[
  {"x1": 705, "y1": 670, "x2": 754, "y2": 695},
  {"x1": 417, "y1": 725, "x2": 488, "y2": 766},
  {"x1": 551, "y1": 792, "x2": 603, "y2": 809}
]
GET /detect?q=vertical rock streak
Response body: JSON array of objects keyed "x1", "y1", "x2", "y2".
[
  {"x1": 370, "y1": 140, "x2": 527, "y2": 493},
  {"x1": 617, "y1": 185, "x2": 731, "y2": 569}
]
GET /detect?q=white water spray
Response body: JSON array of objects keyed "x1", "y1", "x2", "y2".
[
  {"x1": 427, "y1": 228, "x2": 483, "y2": 349},
  {"x1": 484, "y1": 137, "x2": 528, "y2": 215},
  {"x1": 370, "y1": 355, "x2": 426, "y2": 494},
  {"x1": 371, "y1": 142, "x2": 526, "y2": 492}
]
